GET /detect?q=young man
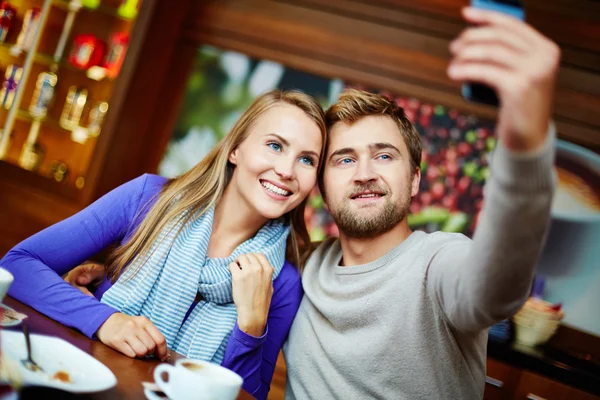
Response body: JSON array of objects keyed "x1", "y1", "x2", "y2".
[{"x1": 283, "y1": 7, "x2": 560, "y2": 400}]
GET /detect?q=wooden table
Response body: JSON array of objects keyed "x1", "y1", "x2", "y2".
[{"x1": 1, "y1": 297, "x2": 254, "y2": 400}]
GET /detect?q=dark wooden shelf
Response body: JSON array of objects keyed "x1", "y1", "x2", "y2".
[{"x1": 15, "y1": 109, "x2": 71, "y2": 133}]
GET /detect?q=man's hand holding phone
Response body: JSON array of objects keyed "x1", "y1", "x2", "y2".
[{"x1": 449, "y1": 6, "x2": 560, "y2": 152}]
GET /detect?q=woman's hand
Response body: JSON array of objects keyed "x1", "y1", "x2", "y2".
[
  {"x1": 229, "y1": 253, "x2": 275, "y2": 337},
  {"x1": 96, "y1": 313, "x2": 169, "y2": 361},
  {"x1": 64, "y1": 262, "x2": 106, "y2": 296}
]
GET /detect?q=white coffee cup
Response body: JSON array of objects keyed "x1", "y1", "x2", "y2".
[
  {"x1": 153, "y1": 359, "x2": 243, "y2": 400},
  {"x1": 0, "y1": 267, "x2": 14, "y2": 303}
]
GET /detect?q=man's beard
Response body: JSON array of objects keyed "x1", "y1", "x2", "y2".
[{"x1": 328, "y1": 184, "x2": 411, "y2": 239}]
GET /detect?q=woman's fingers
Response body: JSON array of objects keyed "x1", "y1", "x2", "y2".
[
  {"x1": 235, "y1": 254, "x2": 250, "y2": 270},
  {"x1": 117, "y1": 342, "x2": 137, "y2": 358},
  {"x1": 229, "y1": 261, "x2": 241, "y2": 274},
  {"x1": 137, "y1": 330, "x2": 156, "y2": 354},
  {"x1": 245, "y1": 254, "x2": 263, "y2": 271},
  {"x1": 143, "y1": 321, "x2": 168, "y2": 360},
  {"x1": 126, "y1": 336, "x2": 151, "y2": 358},
  {"x1": 96, "y1": 313, "x2": 166, "y2": 360},
  {"x1": 255, "y1": 253, "x2": 274, "y2": 279}
]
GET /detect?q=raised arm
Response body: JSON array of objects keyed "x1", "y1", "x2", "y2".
[{"x1": 426, "y1": 7, "x2": 560, "y2": 332}]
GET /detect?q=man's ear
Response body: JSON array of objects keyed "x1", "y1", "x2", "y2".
[
  {"x1": 229, "y1": 148, "x2": 239, "y2": 165},
  {"x1": 411, "y1": 167, "x2": 421, "y2": 197}
]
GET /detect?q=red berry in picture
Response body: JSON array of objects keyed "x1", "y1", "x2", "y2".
[
  {"x1": 410, "y1": 202, "x2": 421, "y2": 214},
  {"x1": 421, "y1": 104, "x2": 433, "y2": 116},
  {"x1": 446, "y1": 147, "x2": 457, "y2": 162},
  {"x1": 446, "y1": 176, "x2": 456, "y2": 189},
  {"x1": 426, "y1": 166, "x2": 440, "y2": 181},
  {"x1": 408, "y1": 98, "x2": 420, "y2": 110},
  {"x1": 431, "y1": 181, "x2": 445, "y2": 200},
  {"x1": 442, "y1": 194, "x2": 459, "y2": 211},
  {"x1": 457, "y1": 142, "x2": 471, "y2": 157},
  {"x1": 437, "y1": 128, "x2": 449, "y2": 139},
  {"x1": 457, "y1": 176, "x2": 471, "y2": 195},
  {"x1": 395, "y1": 98, "x2": 408, "y2": 108},
  {"x1": 421, "y1": 192, "x2": 433, "y2": 206},
  {"x1": 445, "y1": 161, "x2": 459, "y2": 177},
  {"x1": 477, "y1": 128, "x2": 489, "y2": 139}
]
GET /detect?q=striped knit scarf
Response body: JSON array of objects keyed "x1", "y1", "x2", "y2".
[{"x1": 101, "y1": 206, "x2": 290, "y2": 363}]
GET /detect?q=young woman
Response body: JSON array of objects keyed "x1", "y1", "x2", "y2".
[{"x1": 1, "y1": 89, "x2": 326, "y2": 399}]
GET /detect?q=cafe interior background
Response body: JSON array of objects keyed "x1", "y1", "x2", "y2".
[{"x1": 0, "y1": 0, "x2": 598, "y2": 399}]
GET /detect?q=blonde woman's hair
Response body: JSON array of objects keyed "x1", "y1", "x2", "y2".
[{"x1": 106, "y1": 90, "x2": 327, "y2": 282}]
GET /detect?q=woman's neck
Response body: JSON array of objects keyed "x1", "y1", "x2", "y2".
[{"x1": 208, "y1": 184, "x2": 269, "y2": 258}]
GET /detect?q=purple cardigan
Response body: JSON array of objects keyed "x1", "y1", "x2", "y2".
[{"x1": 1, "y1": 174, "x2": 302, "y2": 399}]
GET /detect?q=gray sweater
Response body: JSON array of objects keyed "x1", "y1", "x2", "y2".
[{"x1": 284, "y1": 131, "x2": 556, "y2": 400}]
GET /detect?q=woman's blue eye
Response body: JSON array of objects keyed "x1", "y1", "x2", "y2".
[
  {"x1": 299, "y1": 156, "x2": 315, "y2": 166},
  {"x1": 268, "y1": 142, "x2": 282, "y2": 152}
]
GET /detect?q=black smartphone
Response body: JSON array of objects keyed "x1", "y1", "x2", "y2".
[{"x1": 461, "y1": 0, "x2": 525, "y2": 106}]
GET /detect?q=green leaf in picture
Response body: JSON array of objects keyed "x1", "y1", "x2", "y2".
[
  {"x1": 222, "y1": 82, "x2": 244, "y2": 107},
  {"x1": 309, "y1": 194, "x2": 324, "y2": 209},
  {"x1": 462, "y1": 161, "x2": 478, "y2": 177},
  {"x1": 310, "y1": 227, "x2": 326, "y2": 242},
  {"x1": 480, "y1": 166, "x2": 490, "y2": 182},
  {"x1": 486, "y1": 137, "x2": 497, "y2": 152},
  {"x1": 407, "y1": 207, "x2": 449, "y2": 226},
  {"x1": 441, "y1": 212, "x2": 469, "y2": 233},
  {"x1": 465, "y1": 130, "x2": 477, "y2": 144},
  {"x1": 200, "y1": 45, "x2": 221, "y2": 58},
  {"x1": 188, "y1": 73, "x2": 204, "y2": 92}
]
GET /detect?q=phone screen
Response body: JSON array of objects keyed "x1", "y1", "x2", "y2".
[{"x1": 461, "y1": 0, "x2": 525, "y2": 106}]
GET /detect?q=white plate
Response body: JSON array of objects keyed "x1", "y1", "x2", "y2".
[{"x1": 0, "y1": 330, "x2": 117, "y2": 393}]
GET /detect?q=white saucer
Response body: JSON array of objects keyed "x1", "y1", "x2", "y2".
[
  {"x1": 0, "y1": 303, "x2": 24, "y2": 327},
  {"x1": 144, "y1": 387, "x2": 168, "y2": 399}
]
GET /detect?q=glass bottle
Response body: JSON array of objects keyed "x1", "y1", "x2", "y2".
[{"x1": 60, "y1": 86, "x2": 88, "y2": 130}]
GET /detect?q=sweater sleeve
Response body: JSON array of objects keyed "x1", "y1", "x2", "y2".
[
  {"x1": 426, "y1": 127, "x2": 556, "y2": 332},
  {"x1": 221, "y1": 262, "x2": 303, "y2": 400},
  {"x1": 0, "y1": 174, "x2": 154, "y2": 338}
]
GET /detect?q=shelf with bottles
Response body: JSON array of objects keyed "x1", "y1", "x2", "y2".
[
  {"x1": 16, "y1": 107, "x2": 65, "y2": 131},
  {"x1": 0, "y1": 2, "x2": 133, "y2": 80},
  {"x1": 0, "y1": 0, "x2": 140, "y2": 190},
  {"x1": 0, "y1": 84, "x2": 110, "y2": 186},
  {"x1": 14, "y1": 100, "x2": 108, "y2": 136},
  {"x1": 0, "y1": 60, "x2": 112, "y2": 128},
  {"x1": 0, "y1": 116, "x2": 98, "y2": 187},
  {"x1": 0, "y1": 40, "x2": 118, "y2": 82}
]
